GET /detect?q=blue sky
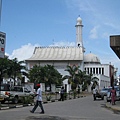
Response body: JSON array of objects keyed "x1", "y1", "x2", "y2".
[{"x1": 1, "y1": 0, "x2": 120, "y2": 75}]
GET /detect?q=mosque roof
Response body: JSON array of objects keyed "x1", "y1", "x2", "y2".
[
  {"x1": 26, "y1": 46, "x2": 84, "y2": 61},
  {"x1": 84, "y1": 53, "x2": 101, "y2": 63}
]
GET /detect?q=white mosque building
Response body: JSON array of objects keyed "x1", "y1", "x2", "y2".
[{"x1": 26, "y1": 16, "x2": 117, "y2": 92}]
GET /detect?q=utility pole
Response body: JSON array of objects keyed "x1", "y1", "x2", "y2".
[
  {"x1": 0, "y1": 0, "x2": 2, "y2": 108},
  {"x1": 0, "y1": 0, "x2": 2, "y2": 26}
]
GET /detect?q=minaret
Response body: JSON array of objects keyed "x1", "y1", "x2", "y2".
[{"x1": 75, "y1": 16, "x2": 83, "y2": 47}]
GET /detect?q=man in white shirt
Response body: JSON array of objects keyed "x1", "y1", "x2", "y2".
[
  {"x1": 93, "y1": 87, "x2": 98, "y2": 101},
  {"x1": 30, "y1": 84, "x2": 45, "y2": 114}
]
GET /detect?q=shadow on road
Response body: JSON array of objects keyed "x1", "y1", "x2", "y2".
[{"x1": 26, "y1": 115, "x2": 67, "y2": 120}]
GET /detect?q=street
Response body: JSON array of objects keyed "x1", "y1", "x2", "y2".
[{"x1": 0, "y1": 95, "x2": 120, "y2": 120}]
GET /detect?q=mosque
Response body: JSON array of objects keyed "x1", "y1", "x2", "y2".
[{"x1": 26, "y1": 16, "x2": 117, "y2": 92}]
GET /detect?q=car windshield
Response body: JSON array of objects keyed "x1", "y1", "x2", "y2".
[
  {"x1": 115, "y1": 87, "x2": 120, "y2": 91},
  {"x1": 0, "y1": 84, "x2": 10, "y2": 91},
  {"x1": 108, "y1": 86, "x2": 120, "y2": 92},
  {"x1": 101, "y1": 88, "x2": 109, "y2": 91}
]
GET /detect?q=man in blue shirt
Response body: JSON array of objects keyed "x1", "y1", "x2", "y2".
[{"x1": 30, "y1": 84, "x2": 45, "y2": 114}]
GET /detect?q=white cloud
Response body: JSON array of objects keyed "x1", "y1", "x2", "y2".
[
  {"x1": 5, "y1": 42, "x2": 75, "y2": 61},
  {"x1": 89, "y1": 25, "x2": 99, "y2": 39},
  {"x1": 6, "y1": 43, "x2": 40, "y2": 61}
]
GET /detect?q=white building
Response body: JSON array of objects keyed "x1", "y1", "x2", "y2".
[
  {"x1": 84, "y1": 53, "x2": 111, "y2": 91},
  {"x1": 26, "y1": 16, "x2": 116, "y2": 92}
]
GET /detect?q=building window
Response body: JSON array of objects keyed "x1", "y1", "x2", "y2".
[
  {"x1": 99, "y1": 68, "x2": 101, "y2": 74},
  {"x1": 93, "y1": 68, "x2": 95, "y2": 74},
  {"x1": 102, "y1": 68, "x2": 104, "y2": 75},
  {"x1": 90, "y1": 68, "x2": 92, "y2": 74},
  {"x1": 96, "y1": 68, "x2": 98, "y2": 74},
  {"x1": 87, "y1": 68, "x2": 89, "y2": 74}
]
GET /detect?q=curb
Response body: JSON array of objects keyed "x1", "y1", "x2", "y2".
[
  {"x1": 0, "y1": 104, "x2": 32, "y2": 110},
  {"x1": 0, "y1": 96, "x2": 86, "y2": 110},
  {"x1": 105, "y1": 103, "x2": 120, "y2": 111}
]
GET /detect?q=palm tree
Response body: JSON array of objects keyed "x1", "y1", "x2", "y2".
[
  {"x1": 81, "y1": 73, "x2": 93, "y2": 91},
  {"x1": 0, "y1": 57, "x2": 9, "y2": 83},
  {"x1": 62, "y1": 65, "x2": 81, "y2": 98},
  {"x1": 28, "y1": 64, "x2": 62, "y2": 91},
  {"x1": 44, "y1": 65, "x2": 62, "y2": 91},
  {"x1": 28, "y1": 65, "x2": 44, "y2": 84},
  {"x1": 7, "y1": 58, "x2": 27, "y2": 86},
  {"x1": 91, "y1": 77, "x2": 99, "y2": 90},
  {"x1": 63, "y1": 65, "x2": 80, "y2": 90}
]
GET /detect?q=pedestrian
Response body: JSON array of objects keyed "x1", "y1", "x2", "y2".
[
  {"x1": 59, "y1": 86, "x2": 65, "y2": 101},
  {"x1": 110, "y1": 86, "x2": 116, "y2": 105},
  {"x1": 30, "y1": 84, "x2": 45, "y2": 114},
  {"x1": 92, "y1": 87, "x2": 98, "y2": 101}
]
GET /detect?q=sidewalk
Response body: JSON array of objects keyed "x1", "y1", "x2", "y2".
[
  {"x1": 0, "y1": 92, "x2": 88, "y2": 110},
  {"x1": 106, "y1": 101, "x2": 120, "y2": 111}
]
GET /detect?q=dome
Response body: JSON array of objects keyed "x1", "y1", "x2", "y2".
[
  {"x1": 76, "y1": 16, "x2": 82, "y2": 25},
  {"x1": 84, "y1": 53, "x2": 100, "y2": 64},
  {"x1": 77, "y1": 17, "x2": 82, "y2": 22}
]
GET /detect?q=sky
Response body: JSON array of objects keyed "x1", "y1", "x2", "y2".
[{"x1": 0, "y1": 0, "x2": 120, "y2": 75}]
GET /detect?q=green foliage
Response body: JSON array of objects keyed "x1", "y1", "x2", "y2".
[
  {"x1": 28, "y1": 64, "x2": 63, "y2": 91},
  {"x1": 91, "y1": 77, "x2": 99, "y2": 90},
  {"x1": 63, "y1": 65, "x2": 80, "y2": 90},
  {"x1": 63, "y1": 65, "x2": 84, "y2": 90},
  {"x1": 21, "y1": 95, "x2": 34, "y2": 104},
  {"x1": 64, "y1": 92, "x2": 68, "y2": 100},
  {"x1": 46, "y1": 95, "x2": 52, "y2": 101},
  {"x1": 73, "y1": 90, "x2": 77, "y2": 99},
  {"x1": 0, "y1": 57, "x2": 27, "y2": 84},
  {"x1": 63, "y1": 65, "x2": 97, "y2": 91}
]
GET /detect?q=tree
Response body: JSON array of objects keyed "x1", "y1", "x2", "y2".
[
  {"x1": 81, "y1": 73, "x2": 93, "y2": 91},
  {"x1": 0, "y1": 57, "x2": 9, "y2": 83},
  {"x1": 44, "y1": 65, "x2": 62, "y2": 91},
  {"x1": 63, "y1": 65, "x2": 80, "y2": 90},
  {"x1": 91, "y1": 77, "x2": 99, "y2": 90},
  {"x1": 6, "y1": 58, "x2": 27, "y2": 85},
  {"x1": 28, "y1": 65, "x2": 44, "y2": 84},
  {"x1": 28, "y1": 64, "x2": 62, "y2": 91}
]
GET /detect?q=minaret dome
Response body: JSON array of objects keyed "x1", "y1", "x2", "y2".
[{"x1": 77, "y1": 16, "x2": 82, "y2": 25}]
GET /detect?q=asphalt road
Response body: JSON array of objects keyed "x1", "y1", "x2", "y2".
[{"x1": 0, "y1": 95, "x2": 120, "y2": 120}]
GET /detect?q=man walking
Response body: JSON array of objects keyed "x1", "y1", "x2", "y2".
[
  {"x1": 30, "y1": 84, "x2": 45, "y2": 114},
  {"x1": 93, "y1": 87, "x2": 98, "y2": 101},
  {"x1": 59, "y1": 86, "x2": 65, "y2": 101}
]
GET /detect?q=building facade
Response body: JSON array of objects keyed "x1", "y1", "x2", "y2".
[{"x1": 26, "y1": 16, "x2": 116, "y2": 92}]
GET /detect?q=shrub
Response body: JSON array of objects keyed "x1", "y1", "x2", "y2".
[{"x1": 21, "y1": 95, "x2": 34, "y2": 104}]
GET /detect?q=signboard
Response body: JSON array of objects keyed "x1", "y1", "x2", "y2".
[{"x1": 0, "y1": 32, "x2": 6, "y2": 58}]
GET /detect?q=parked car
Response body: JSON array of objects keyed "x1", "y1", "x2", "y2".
[
  {"x1": 95, "y1": 91, "x2": 104, "y2": 100},
  {"x1": 0, "y1": 93, "x2": 7, "y2": 103},
  {"x1": 99, "y1": 87, "x2": 109, "y2": 97},
  {"x1": 106, "y1": 86, "x2": 120, "y2": 102},
  {"x1": 0, "y1": 84, "x2": 10, "y2": 103},
  {"x1": 0, "y1": 84, "x2": 35, "y2": 104}
]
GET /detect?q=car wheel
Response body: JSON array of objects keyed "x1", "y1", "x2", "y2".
[
  {"x1": 13, "y1": 96, "x2": 19, "y2": 104},
  {"x1": 101, "y1": 96, "x2": 104, "y2": 100},
  {"x1": 1, "y1": 100, "x2": 5, "y2": 104}
]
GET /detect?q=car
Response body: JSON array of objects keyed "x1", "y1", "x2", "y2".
[
  {"x1": 95, "y1": 91, "x2": 104, "y2": 100},
  {"x1": 0, "y1": 84, "x2": 35, "y2": 104},
  {"x1": 106, "y1": 86, "x2": 120, "y2": 102},
  {"x1": 0, "y1": 84, "x2": 10, "y2": 103},
  {"x1": 99, "y1": 87, "x2": 109, "y2": 97}
]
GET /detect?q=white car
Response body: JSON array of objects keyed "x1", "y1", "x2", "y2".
[
  {"x1": 0, "y1": 84, "x2": 35, "y2": 104},
  {"x1": 106, "y1": 86, "x2": 120, "y2": 102},
  {"x1": 99, "y1": 88, "x2": 109, "y2": 96}
]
